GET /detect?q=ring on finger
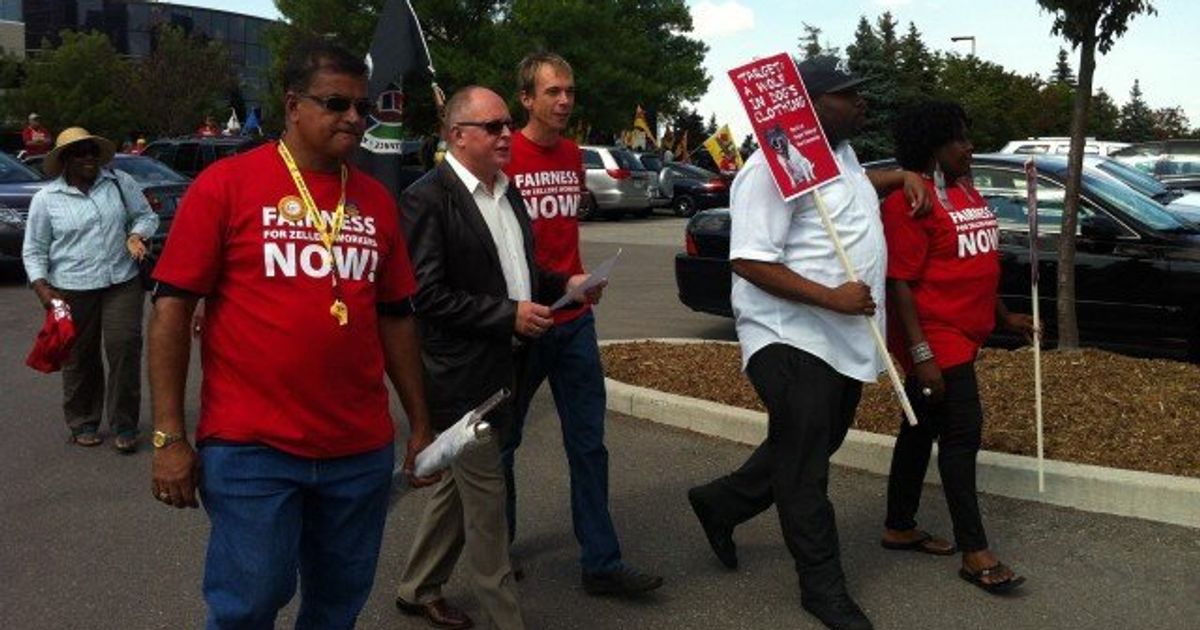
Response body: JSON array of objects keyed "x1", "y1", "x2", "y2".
[{"x1": 921, "y1": 387, "x2": 933, "y2": 397}]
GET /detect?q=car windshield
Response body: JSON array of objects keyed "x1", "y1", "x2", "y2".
[
  {"x1": 1093, "y1": 159, "x2": 1171, "y2": 199},
  {"x1": 111, "y1": 157, "x2": 190, "y2": 185},
  {"x1": 610, "y1": 149, "x2": 644, "y2": 171},
  {"x1": 638, "y1": 154, "x2": 663, "y2": 171},
  {"x1": 1082, "y1": 171, "x2": 1195, "y2": 232},
  {"x1": 0, "y1": 152, "x2": 44, "y2": 183}
]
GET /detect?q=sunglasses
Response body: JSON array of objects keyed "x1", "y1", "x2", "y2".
[
  {"x1": 64, "y1": 143, "x2": 101, "y2": 159},
  {"x1": 300, "y1": 93, "x2": 374, "y2": 117},
  {"x1": 455, "y1": 119, "x2": 516, "y2": 136}
]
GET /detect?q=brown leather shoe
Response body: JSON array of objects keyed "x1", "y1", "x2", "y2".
[{"x1": 395, "y1": 596, "x2": 474, "y2": 629}]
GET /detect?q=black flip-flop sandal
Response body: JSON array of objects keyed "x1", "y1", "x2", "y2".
[
  {"x1": 881, "y1": 531, "x2": 957, "y2": 556},
  {"x1": 959, "y1": 563, "x2": 1026, "y2": 594}
]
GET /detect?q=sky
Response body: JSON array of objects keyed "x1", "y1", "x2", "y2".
[{"x1": 182, "y1": 0, "x2": 1199, "y2": 141}]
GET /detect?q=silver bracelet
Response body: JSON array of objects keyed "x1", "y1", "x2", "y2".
[{"x1": 910, "y1": 341, "x2": 935, "y2": 364}]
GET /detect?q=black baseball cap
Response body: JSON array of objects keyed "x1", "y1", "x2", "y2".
[{"x1": 798, "y1": 55, "x2": 867, "y2": 98}]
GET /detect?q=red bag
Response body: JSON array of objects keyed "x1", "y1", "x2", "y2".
[{"x1": 26, "y1": 299, "x2": 76, "y2": 373}]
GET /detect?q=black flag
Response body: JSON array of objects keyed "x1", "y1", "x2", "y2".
[{"x1": 355, "y1": 0, "x2": 438, "y2": 201}]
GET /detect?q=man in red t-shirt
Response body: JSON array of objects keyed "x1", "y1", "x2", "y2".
[
  {"x1": 147, "y1": 40, "x2": 436, "y2": 627},
  {"x1": 22, "y1": 113, "x2": 52, "y2": 156},
  {"x1": 502, "y1": 52, "x2": 663, "y2": 596}
]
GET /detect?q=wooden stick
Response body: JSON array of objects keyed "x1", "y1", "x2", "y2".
[
  {"x1": 1032, "y1": 279, "x2": 1045, "y2": 492},
  {"x1": 812, "y1": 190, "x2": 919, "y2": 427}
]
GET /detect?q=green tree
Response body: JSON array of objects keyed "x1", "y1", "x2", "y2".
[
  {"x1": 1037, "y1": 0, "x2": 1156, "y2": 350},
  {"x1": 5, "y1": 31, "x2": 135, "y2": 141},
  {"x1": 896, "y1": 21, "x2": 937, "y2": 112},
  {"x1": 127, "y1": 25, "x2": 237, "y2": 138},
  {"x1": 1150, "y1": 106, "x2": 1189, "y2": 139},
  {"x1": 845, "y1": 15, "x2": 893, "y2": 160},
  {"x1": 1052, "y1": 47, "x2": 1076, "y2": 86},
  {"x1": 1088, "y1": 88, "x2": 1120, "y2": 137},
  {"x1": 934, "y1": 54, "x2": 1044, "y2": 152},
  {"x1": 705, "y1": 113, "x2": 717, "y2": 137},
  {"x1": 739, "y1": 133, "x2": 758, "y2": 159},
  {"x1": 1117, "y1": 79, "x2": 1156, "y2": 141},
  {"x1": 798, "y1": 22, "x2": 838, "y2": 61}
]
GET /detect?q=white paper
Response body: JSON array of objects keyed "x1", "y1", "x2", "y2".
[
  {"x1": 551, "y1": 248, "x2": 622, "y2": 310},
  {"x1": 390, "y1": 389, "x2": 507, "y2": 508}
]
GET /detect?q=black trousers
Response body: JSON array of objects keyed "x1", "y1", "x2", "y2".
[
  {"x1": 885, "y1": 361, "x2": 989, "y2": 552},
  {"x1": 60, "y1": 278, "x2": 144, "y2": 437},
  {"x1": 693, "y1": 344, "x2": 861, "y2": 597}
]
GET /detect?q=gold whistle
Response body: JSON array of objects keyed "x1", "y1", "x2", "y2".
[{"x1": 330, "y1": 299, "x2": 349, "y2": 326}]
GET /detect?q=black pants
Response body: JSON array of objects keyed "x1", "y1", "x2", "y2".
[
  {"x1": 692, "y1": 344, "x2": 861, "y2": 597},
  {"x1": 60, "y1": 278, "x2": 144, "y2": 437},
  {"x1": 885, "y1": 361, "x2": 989, "y2": 552}
]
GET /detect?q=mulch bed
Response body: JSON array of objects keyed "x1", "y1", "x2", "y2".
[{"x1": 601, "y1": 341, "x2": 1200, "y2": 478}]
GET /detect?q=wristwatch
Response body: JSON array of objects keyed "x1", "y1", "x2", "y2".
[{"x1": 152, "y1": 430, "x2": 185, "y2": 449}]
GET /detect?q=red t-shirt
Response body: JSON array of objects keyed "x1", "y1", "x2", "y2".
[
  {"x1": 22, "y1": 125, "x2": 51, "y2": 155},
  {"x1": 505, "y1": 131, "x2": 587, "y2": 325},
  {"x1": 882, "y1": 179, "x2": 1000, "y2": 372},
  {"x1": 152, "y1": 142, "x2": 418, "y2": 458}
]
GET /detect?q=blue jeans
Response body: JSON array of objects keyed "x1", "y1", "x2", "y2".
[
  {"x1": 502, "y1": 311, "x2": 622, "y2": 573},
  {"x1": 199, "y1": 443, "x2": 394, "y2": 630}
]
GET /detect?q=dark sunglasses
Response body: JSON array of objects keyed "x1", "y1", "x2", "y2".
[
  {"x1": 64, "y1": 142, "x2": 101, "y2": 159},
  {"x1": 455, "y1": 119, "x2": 516, "y2": 136},
  {"x1": 300, "y1": 93, "x2": 374, "y2": 117}
]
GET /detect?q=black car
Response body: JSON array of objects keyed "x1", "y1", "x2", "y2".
[
  {"x1": 0, "y1": 152, "x2": 50, "y2": 259},
  {"x1": 141, "y1": 135, "x2": 265, "y2": 178},
  {"x1": 675, "y1": 153, "x2": 1200, "y2": 362},
  {"x1": 658, "y1": 163, "x2": 730, "y2": 217}
]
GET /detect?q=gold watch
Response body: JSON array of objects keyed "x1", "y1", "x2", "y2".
[{"x1": 152, "y1": 430, "x2": 185, "y2": 449}]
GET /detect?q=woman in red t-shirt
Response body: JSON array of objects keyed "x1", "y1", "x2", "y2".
[{"x1": 879, "y1": 101, "x2": 1035, "y2": 595}]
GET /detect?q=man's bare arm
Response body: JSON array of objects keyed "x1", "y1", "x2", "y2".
[{"x1": 379, "y1": 312, "x2": 438, "y2": 487}]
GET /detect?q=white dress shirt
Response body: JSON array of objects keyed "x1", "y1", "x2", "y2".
[
  {"x1": 728, "y1": 143, "x2": 888, "y2": 382},
  {"x1": 445, "y1": 153, "x2": 531, "y2": 301}
]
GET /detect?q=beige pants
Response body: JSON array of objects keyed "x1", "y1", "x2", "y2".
[{"x1": 397, "y1": 438, "x2": 524, "y2": 630}]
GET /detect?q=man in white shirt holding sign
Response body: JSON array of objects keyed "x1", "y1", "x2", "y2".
[{"x1": 686, "y1": 56, "x2": 928, "y2": 630}]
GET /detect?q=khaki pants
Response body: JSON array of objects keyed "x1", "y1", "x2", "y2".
[
  {"x1": 60, "y1": 279, "x2": 144, "y2": 437},
  {"x1": 397, "y1": 438, "x2": 524, "y2": 630}
]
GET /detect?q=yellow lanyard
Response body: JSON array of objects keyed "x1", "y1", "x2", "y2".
[{"x1": 277, "y1": 141, "x2": 350, "y2": 326}]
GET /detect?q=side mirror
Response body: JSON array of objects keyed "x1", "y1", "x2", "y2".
[{"x1": 1080, "y1": 214, "x2": 1123, "y2": 240}]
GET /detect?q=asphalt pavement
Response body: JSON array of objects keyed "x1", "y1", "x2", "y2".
[{"x1": 0, "y1": 214, "x2": 1196, "y2": 629}]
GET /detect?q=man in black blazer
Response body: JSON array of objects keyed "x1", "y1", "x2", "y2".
[{"x1": 394, "y1": 86, "x2": 592, "y2": 630}]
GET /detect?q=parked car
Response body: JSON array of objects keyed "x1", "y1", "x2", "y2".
[
  {"x1": 675, "y1": 153, "x2": 1200, "y2": 361},
  {"x1": 1110, "y1": 140, "x2": 1200, "y2": 191},
  {"x1": 632, "y1": 151, "x2": 670, "y2": 210},
  {"x1": 141, "y1": 135, "x2": 265, "y2": 178},
  {"x1": 19, "y1": 153, "x2": 190, "y2": 262},
  {"x1": 0, "y1": 152, "x2": 50, "y2": 258},
  {"x1": 579, "y1": 145, "x2": 657, "y2": 219},
  {"x1": 999, "y1": 137, "x2": 1128, "y2": 157},
  {"x1": 657, "y1": 162, "x2": 730, "y2": 217},
  {"x1": 868, "y1": 155, "x2": 1200, "y2": 227}
]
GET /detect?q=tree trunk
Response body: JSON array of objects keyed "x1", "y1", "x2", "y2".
[{"x1": 1057, "y1": 34, "x2": 1096, "y2": 351}]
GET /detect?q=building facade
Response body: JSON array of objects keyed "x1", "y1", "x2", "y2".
[{"x1": 21, "y1": 1, "x2": 271, "y2": 107}]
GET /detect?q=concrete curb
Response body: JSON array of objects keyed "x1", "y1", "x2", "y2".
[{"x1": 601, "y1": 339, "x2": 1200, "y2": 529}]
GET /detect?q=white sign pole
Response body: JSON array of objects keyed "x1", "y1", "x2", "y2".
[
  {"x1": 1032, "y1": 279, "x2": 1045, "y2": 493},
  {"x1": 812, "y1": 191, "x2": 919, "y2": 427}
]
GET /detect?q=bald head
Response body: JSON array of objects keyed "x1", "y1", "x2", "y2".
[{"x1": 443, "y1": 86, "x2": 514, "y2": 184}]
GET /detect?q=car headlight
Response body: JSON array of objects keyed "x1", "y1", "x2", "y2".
[{"x1": 0, "y1": 206, "x2": 24, "y2": 228}]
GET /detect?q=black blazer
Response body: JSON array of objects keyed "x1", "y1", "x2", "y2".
[{"x1": 401, "y1": 161, "x2": 566, "y2": 431}]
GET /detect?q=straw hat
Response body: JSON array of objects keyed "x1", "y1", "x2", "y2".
[{"x1": 43, "y1": 127, "x2": 116, "y2": 178}]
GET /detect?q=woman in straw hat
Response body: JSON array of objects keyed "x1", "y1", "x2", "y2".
[{"x1": 21, "y1": 127, "x2": 159, "y2": 452}]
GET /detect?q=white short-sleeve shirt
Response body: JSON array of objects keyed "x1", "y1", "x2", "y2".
[{"x1": 729, "y1": 143, "x2": 888, "y2": 382}]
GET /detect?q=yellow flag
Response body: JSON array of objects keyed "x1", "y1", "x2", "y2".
[
  {"x1": 674, "y1": 130, "x2": 689, "y2": 163},
  {"x1": 703, "y1": 124, "x2": 744, "y2": 171},
  {"x1": 632, "y1": 105, "x2": 656, "y2": 149}
]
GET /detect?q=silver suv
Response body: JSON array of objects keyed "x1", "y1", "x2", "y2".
[{"x1": 580, "y1": 145, "x2": 656, "y2": 219}]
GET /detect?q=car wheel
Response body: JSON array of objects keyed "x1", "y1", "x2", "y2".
[
  {"x1": 579, "y1": 193, "x2": 597, "y2": 221},
  {"x1": 674, "y1": 195, "x2": 697, "y2": 218},
  {"x1": 1188, "y1": 321, "x2": 1200, "y2": 364}
]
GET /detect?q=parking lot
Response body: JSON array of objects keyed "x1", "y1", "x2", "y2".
[{"x1": 3, "y1": 213, "x2": 1200, "y2": 628}]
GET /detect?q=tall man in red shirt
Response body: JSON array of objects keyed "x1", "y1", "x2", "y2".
[
  {"x1": 502, "y1": 52, "x2": 663, "y2": 596},
  {"x1": 147, "y1": 40, "x2": 436, "y2": 628}
]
